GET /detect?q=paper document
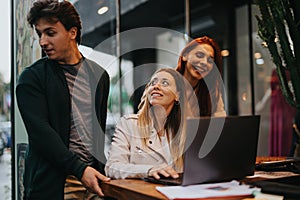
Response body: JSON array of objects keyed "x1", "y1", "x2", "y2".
[{"x1": 156, "y1": 180, "x2": 260, "y2": 199}]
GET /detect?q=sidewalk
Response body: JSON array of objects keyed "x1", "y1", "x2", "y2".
[{"x1": 0, "y1": 149, "x2": 12, "y2": 200}]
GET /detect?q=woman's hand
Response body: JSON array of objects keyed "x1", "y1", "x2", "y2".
[{"x1": 148, "y1": 164, "x2": 179, "y2": 179}]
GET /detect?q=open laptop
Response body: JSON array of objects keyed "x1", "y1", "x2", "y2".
[{"x1": 144, "y1": 115, "x2": 260, "y2": 186}]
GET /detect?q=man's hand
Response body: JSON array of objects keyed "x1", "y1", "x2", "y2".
[{"x1": 81, "y1": 166, "x2": 110, "y2": 197}]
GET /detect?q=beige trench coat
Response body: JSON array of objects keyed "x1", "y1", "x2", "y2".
[{"x1": 105, "y1": 114, "x2": 171, "y2": 179}]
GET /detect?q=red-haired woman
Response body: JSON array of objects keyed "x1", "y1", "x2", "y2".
[{"x1": 176, "y1": 36, "x2": 226, "y2": 117}]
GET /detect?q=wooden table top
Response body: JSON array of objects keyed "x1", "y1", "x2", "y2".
[
  {"x1": 101, "y1": 179, "x2": 166, "y2": 200},
  {"x1": 101, "y1": 178, "x2": 254, "y2": 200},
  {"x1": 255, "y1": 156, "x2": 286, "y2": 163},
  {"x1": 101, "y1": 157, "x2": 288, "y2": 200}
]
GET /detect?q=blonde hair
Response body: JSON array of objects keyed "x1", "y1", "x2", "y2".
[{"x1": 137, "y1": 68, "x2": 192, "y2": 171}]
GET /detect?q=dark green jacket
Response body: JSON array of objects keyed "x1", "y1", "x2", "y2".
[{"x1": 16, "y1": 57, "x2": 110, "y2": 200}]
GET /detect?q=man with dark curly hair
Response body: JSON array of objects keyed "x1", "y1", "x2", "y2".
[{"x1": 16, "y1": 0, "x2": 110, "y2": 199}]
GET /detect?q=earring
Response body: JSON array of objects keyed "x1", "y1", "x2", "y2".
[{"x1": 175, "y1": 100, "x2": 180, "y2": 105}]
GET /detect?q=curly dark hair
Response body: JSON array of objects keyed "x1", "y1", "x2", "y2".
[{"x1": 27, "y1": 0, "x2": 82, "y2": 44}]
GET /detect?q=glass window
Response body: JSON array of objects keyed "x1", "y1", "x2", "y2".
[{"x1": 251, "y1": 4, "x2": 297, "y2": 157}]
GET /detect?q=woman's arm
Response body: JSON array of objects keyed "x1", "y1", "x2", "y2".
[{"x1": 105, "y1": 117, "x2": 155, "y2": 179}]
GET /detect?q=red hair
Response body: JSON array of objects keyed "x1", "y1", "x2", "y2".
[{"x1": 175, "y1": 36, "x2": 223, "y2": 116}]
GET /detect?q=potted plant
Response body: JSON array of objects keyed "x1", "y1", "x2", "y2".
[{"x1": 255, "y1": 0, "x2": 300, "y2": 156}]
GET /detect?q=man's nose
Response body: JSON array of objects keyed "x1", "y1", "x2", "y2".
[{"x1": 39, "y1": 34, "x2": 48, "y2": 47}]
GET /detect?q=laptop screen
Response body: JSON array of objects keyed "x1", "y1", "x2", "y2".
[{"x1": 181, "y1": 115, "x2": 260, "y2": 185}]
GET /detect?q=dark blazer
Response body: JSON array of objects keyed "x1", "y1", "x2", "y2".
[{"x1": 16, "y1": 57, "x2": 110, "y2": 200}]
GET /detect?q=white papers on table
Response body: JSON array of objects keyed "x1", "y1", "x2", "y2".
[{"x1": 156, "y1": 180, "x2": 260, "y2": 199}]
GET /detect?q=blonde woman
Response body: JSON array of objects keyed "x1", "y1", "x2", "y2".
[{"x1": 105, "y1": 68, "x2": 195, "y2": 179}]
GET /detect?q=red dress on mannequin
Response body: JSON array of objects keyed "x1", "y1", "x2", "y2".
[{"x1": 269, "y1": 69, "x2": 296, "y2": 156}]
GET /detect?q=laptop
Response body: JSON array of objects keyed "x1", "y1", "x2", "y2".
[{"x1": 144, "y1": 115, "x2": 260, "y2": 186}]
